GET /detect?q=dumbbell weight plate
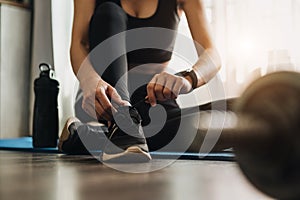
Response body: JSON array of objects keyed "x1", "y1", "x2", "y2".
[{"x1": 234, "y1": 71, "x2": 300, "y2": 199}]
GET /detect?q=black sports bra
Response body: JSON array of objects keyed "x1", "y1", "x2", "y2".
[{"x1": 95, "y1": 0, "x2": 180, "y2": 64}]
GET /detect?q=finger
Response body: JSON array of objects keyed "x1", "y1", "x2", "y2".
[
  {"x1": 144, "y1": 96, "x2": 150, "y2": 104},
  {"x1": 172, "y1": 78, "x2": 184, "y2": 98},
  {"x1": 147, "y1": 75, "x2": 158, "y2": 106},
  {"x1": 95, "y1": 100, "x2": 112, "y2": 121},
  {"x1": 107, "y1": 86, "x2": 128, "y2": 109},
  {"x1": 96, "y1": 87, "x2": 115, "y2": 117},
  {"x1": 163, "y1": 78, "x2": 175, "y2": 100},
  {"x1": 154, "y1": 84, "x2": 165, "y2": 101},
  {"x1": 154, "y1": 76, "x2": 166, "y2": 101},
  {"x1": 83, "y1": 95, "x2": 112, "y2": 121}
]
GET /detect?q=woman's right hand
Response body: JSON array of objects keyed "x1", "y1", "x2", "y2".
[{"x1": 80, "y1": 77, "x2": 129, "y2": 121}]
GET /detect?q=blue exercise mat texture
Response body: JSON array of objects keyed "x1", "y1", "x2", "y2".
[{"x1": 0, "y1": 137, "x2": 235, "y2": 161}]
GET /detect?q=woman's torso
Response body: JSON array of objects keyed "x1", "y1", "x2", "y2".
[{"x1": 95, "y1": 0, "x2": 181, "y2": 72}]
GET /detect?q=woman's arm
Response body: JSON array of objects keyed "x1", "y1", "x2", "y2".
[
  {"x1": 70, "y1": 0, "x2": 98, "y2": 83},
  {"x1": 180, "y1": 0, "x2": 221, "y2": 87},
  {"x1": 70, "y1": 0, "x2": 127, "y2": 121},
  {"x1": 147, "y1": 0, "x2": 220, "y2": 106}
]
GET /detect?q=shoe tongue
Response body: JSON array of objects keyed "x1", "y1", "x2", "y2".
[
  {"x1": 129, "y1": 107, "x2": 142, "y2": 124},
  {"x1": 112, "y1": 106, "x2": 141, "y2": 130},
  {"x1": 116, "y1": 106, "x2": 141, "y2": 123},
  {"x1": 114, "y1": 113, "x2": 133, "y2": 127}
]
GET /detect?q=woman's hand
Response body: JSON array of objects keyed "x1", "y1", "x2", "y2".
[
  {"x1": 147, "y1": 72, "x2": 193, "y2": 107},
  {"x1": 81, "y1": 77, "x2": 129, "y2": 121}
]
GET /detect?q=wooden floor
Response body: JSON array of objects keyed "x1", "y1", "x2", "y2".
[{"x1": 0, "y1": 151, "x2": 272, "y2": 200}]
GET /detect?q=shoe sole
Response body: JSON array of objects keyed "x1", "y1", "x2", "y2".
[
  {"x1": 58, "y1": 117, "x2": 80, "y2": 152},
  {"x1": 101, "y1": 146, "x2": 152, "y2": 163}
]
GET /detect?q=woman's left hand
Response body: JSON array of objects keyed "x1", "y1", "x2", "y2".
[{"x1": 147, "y1": 72, "x2": 193, "y2": 106}]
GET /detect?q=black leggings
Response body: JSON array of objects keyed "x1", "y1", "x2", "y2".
[{"x1": 75, "y1": 2, "x2": 234, "y2": 151}]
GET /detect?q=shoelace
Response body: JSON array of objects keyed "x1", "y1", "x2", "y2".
[
  {"x1": 107, "y1": 106, "x2": 142, "y2": 139},
  {"x1": 132, "y1": 97, "x2": 149, "y2": 108}
]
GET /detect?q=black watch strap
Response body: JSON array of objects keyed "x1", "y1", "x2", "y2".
[{"x1": 175, "y1": 69, "x2": 198, "y2": 89}]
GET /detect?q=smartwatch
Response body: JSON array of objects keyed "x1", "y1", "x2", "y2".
[{"x1": 175, "y1": 69, "x2": 198, "y2": 89}]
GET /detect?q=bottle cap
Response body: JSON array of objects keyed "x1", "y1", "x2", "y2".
[{"x1": 39, "y1": 63, "x2": 55, "y2": 78}]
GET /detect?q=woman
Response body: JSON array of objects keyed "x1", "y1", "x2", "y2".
[{"x1": 59, "y1": 0, "x2": 229, "y2": 162}]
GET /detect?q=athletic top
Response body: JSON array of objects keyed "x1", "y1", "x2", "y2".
[{"x1": 95, "y1": 0, "x2": 180, "y2": 64}]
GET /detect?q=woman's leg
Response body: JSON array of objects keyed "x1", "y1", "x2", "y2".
[
  {"x1": 71, "y1": 3, "x2": 151, "y2": 160},
  {"x1": 131, "y1": 84, "x2": 236, "y2": 152},
  {"x1": 75, "y1": 2, "x2": 130, "y2": 122},
  {"x1": 152, "y1": 98, "x2": 237, "y2": 152},
  {"x1": 62, "y1": 2, "x2": 132, "y2": 154}
]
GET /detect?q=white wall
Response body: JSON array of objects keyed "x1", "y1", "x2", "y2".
[
  {"x1": 51, "y1": 0, "x2": 76, "y2": 133},
  {"x1": 0, "y1": 4, "x2": 31, "y2": 138}
]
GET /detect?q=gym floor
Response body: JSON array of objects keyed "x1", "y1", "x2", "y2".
[{"x1": 0, "y1": 151, "x2": 272, "y2": 200}]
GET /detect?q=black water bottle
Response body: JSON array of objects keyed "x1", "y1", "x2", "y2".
[{"x1": 33, "y1": 63, "x2": 59, "y2": 148}]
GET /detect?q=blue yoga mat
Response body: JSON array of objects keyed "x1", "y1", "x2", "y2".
[
  {"x1": 0, "y1": 137, "x2": 59, "y2": 153},
  {"x1": 0, "y1": 137, "x2": 235, "y2": 161}
]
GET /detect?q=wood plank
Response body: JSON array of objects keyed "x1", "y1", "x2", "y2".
[{"x1": 0, "y1": 151, "x2": 273, "y2": 200}]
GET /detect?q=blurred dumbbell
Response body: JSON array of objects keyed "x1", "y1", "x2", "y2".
[{"x1": 199, "y1": 71, "x2": 300, "y2": 199}]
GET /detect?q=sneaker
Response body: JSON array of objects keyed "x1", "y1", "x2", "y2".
[
  {"x1": 101, "y1": 106, "x2": 152, "y2": 163},
  {"x1": 58, "y1": 117, "x2": 107, "y2": 154}
]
